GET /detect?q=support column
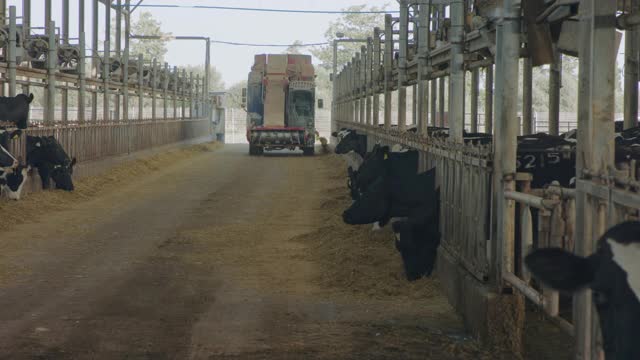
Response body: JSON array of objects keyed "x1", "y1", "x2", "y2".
[
  {"x1": 449, "y1": 0, "x2": 465, "y2": 142},
  {"x1": 115, "y1": 0, "x2": 122, "y2": 121},
  {"x1": 123, "y1": 0, "x2": 130, "y2": 123},
  {"x1": 21, "y1": 0, "x2": 31, "y2": 95},
  {"x1": 625, "y1": 1, "x2": 639, "y2": 130},
  {"x1": 492, "y1": 0, "x2": 521, "y2": 287},
  {"x1": 61, "y1": 0, "x2": 69, "y2": 124},
  {"x1": 103, "y1": 3, "x2": 111, "y2": 122},
  {"x1": 92, "y1": 0, "x2": 98, "y2": 122},
  {"x1": 523, "y1": 57, "x2": 533, "y2": 134},
  {"x1": 575, "y1": 1, "x2": 617, "y2": 359},
  {"x1": 46, "y1": 20, "x2": 57, "y2": 126}
]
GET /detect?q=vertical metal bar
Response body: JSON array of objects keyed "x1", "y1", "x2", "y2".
[
  {"x1": 173, "y1": 66, "x2": 178, "y2": 119},
  {"x1": 115, "y1": 0, "x2": 122, "y2": 121},
  {"x1": 398, "y1": 0, "x2": 409, "y2": 132},
  {"x1": 493, "y1": 0, "x2": 521, "y2": 286},
  {"x1": 418, "y1": 2, "x2": 430, "y2": 134},
  {"x1": 576, "y1": 0, "x2": 617, "y2": 358},
  {"x1": 163, "y1": 62, "x2": 169, "y2": 120},
  {"x1": 384, "y1": 14, "x2": 393, "y2": 129},
  {"x1": 45, "y1": 0, "x2": 51, "y2": 34},
  {"x1": 359, "y1": 48, "x2": 365, "y2": 124},
  {"x1": 471, "y1": 68, "x2": 479, "y2": 133},
  {"x1": 549, "y1": 47, "x2": 562, "y2": 135},
  {"x1": 485, "y1": 65, "x2": 494, "y2": 133},
  {"x1": 331, "y1": 39, "x2": 342, "y2": 135},
  {"x1": 138, "y1": 54, "x2": 143, "y2": 120},
  {"x1": 103, "y1": 3, "x2": 111, "y2": 122},
  {"x1": 189, "y1": 72, "x2": 194, "y2": 118},
  {"x1": 46, "y1": 20, "x2": 57, "y2": 126},
  {"x1": 152, "y1": 58, "x2": 157, "y2": 120},
  {"x1": 22, "y1": 0, "x2": 31, "y2": 95},
  {"x1": 373, "y1": 28, "x2": 381, "y2": 126},
  {"x1": 92, "y1": 0, "x2": 98, "y2": 122},
  {"x1": 205, "y1": 39, "x2": 211, "y2": 120},
  {"x1": 366, "y1": 37, "x2": 373, "y2": 126},
  {"x1": 449, "y1": 0, "x2": 464, "y2": 142},
  {"x1": 354, "y1": 53, "x2": 361, "y2": 124},
  {"x1": 523, "y1": 57, "x2": 533, "y2": 135},
  {"x1": 123, "y1": 0, "x2": 130, "y2": 123},
  {"x1": 438, "y1": 76, "x2": 445, "y2": 127},
  {"x1": 79, "y1": 31, "x2": 86, "y2": 124},
  {"x1": 8, "y1": 6, "x2": 16, "y2": 97},
  {"x1": 625, "y1": 2, "x2": 639, "y2": 130},
  {"x1": 61, "y1": 0, "x2": 69, "y2": 124},
  {"x1": 430, "y1": 79, "x2": 437, "y2": 126},
  {"x1": 182, "y1": 69, "x2": 187, "y2": 120}
]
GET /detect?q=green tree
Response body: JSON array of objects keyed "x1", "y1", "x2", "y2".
[
  {"x1": 226, "y1": 80, "x2": 248, "y2": 109},
  {"x1": 182, "y1": 65, "x2": 226, "y2": 92},
  {"x1": 284, "y1": 40, "x2": 304, "y2": 55},
  {"x1": 311, "y1": 5, "x2": 388, "y2": 72},
  {"x1": 130, "y1": 11, "x2": 171, "y2": 62}
]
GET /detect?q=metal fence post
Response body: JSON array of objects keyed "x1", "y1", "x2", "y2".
[
  {"x1": 163, "y1": 62, "x2": 169, "y2": 120},
  {"x1": 79, "y1": 31, "x2": 86, "y2": 124},
  {"x1": 46, "y1": 20, "x2": 57, "y2": 126},
  {"x1": 151, "y1": 58, "x2": 157, "y2": 120},
  {"x1": 384, "y1": 14, "x2": 393, "y2": 129},
  {"x1": 397, "y1": 0, "x2": 409, "y2": 131},
  {"x1": 103, "y1": 3, "x2": 110, "y2": 122},
  {"x1": 8, "y1": 6, "x2": 16, "y2": 97},
  {"x1": 138, "y1": 54, "x2": 143, "y2": 120}
]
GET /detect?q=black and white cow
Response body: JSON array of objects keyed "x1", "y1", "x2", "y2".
[
  {"x1": 335, "y1": 130, "x2": 367, "y2": 157},
  {"x1": 342, "y1": 167, "x2": 437, "y2": 226},
  {"x1": 26, "y1": 135, "x2": 76, "y2": 191},
  {"x1": 392, "y1": 189, "x2": 441, "y2": 281},
  {"x1": 0, "y1": 164, "x2": 30, "y2": 200},
  {"x1": 0, "y1": 130, "x2": 18, "y2": 170},
  {"x1": 525, "y1": 221, "x2": 640, "y2": 360},
  {"x1": 0, "y1": 93, "x2": 34, "y2": 129}
]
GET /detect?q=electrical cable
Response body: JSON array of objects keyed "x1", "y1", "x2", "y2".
[
  {"x1": 121, "y1": 4, "x2": 398, "y2": 14},
  {"x1": 209, "y1": 40, "x2": 328, "y2": 47}
]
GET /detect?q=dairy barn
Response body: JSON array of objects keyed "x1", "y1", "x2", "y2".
[{"x1": 0, "y1": 0, "x2": 636, "y2": 359}]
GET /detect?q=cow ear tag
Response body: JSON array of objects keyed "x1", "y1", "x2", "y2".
[{"x1": 384, "y1": 153, "x2": 389, "y2": 160}]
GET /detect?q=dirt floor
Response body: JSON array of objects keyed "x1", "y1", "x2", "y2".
[{"x1": 0, "y1": 143, "x2": 566, "y2": 359}]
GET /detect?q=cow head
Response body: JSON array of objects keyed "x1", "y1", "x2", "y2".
[
  {"x1": 342, "y1": 177, "x2": 390, "y2": 225},
  {"x1": 0, "y1": 164, "x2": 30, "y2": 200},
  {"x1": 51, "y1": 157, "x2": 76, "y2": 191},
  {"x1": 525, "y1": 221, "x2": 640, "y2": 360}
]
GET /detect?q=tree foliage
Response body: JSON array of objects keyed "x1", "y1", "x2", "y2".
[
  {"x1": 284, "y1": 40, "x2": 304, "y2": 55},
  {"x1": 311, "y1": 5, "x2": 388, "y2": 72},
  {"x1": 182, "y1": 65, "x2": 226, "y2": 92},
  {"x1": 130, "y1": 11, "x2": 171, "y2": 62}
]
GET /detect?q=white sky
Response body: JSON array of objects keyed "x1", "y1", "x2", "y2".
[{"x1": 8, "y1": 0, "x2": 392, "y2": 88}]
